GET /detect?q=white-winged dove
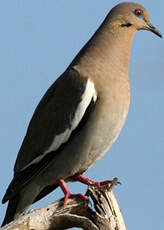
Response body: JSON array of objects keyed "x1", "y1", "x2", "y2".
[{"x1": 1, "y1": 2, "x2": 162, "y2": 226}]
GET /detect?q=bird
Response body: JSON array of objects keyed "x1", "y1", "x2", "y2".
[{"x1": 1, "y1": 2, "x2": 162, "y2": 227}]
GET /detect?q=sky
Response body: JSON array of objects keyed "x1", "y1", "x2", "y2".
[{"x1": 0, "y1": 0, "x2": 163, "y2": 229}]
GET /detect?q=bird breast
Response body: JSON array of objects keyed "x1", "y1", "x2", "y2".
[{"x1": 84, "y1": 75, "x2": 130, "y2": 167}]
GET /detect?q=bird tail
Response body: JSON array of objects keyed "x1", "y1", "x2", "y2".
[
  {"x1": 1, "y1": 184, "x2": 59, "y2": 227},
  {"x1": 1, "y1": 195, "x2": 19, "y2": 227}
]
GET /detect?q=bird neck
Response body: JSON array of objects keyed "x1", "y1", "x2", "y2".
[{"x1": 71, "y1": 25, "x2": 136, "y2": 80}]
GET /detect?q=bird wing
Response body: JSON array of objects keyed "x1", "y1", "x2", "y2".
[{"x1": 2, "y1": 67, "x2": 97, "y2": 203}]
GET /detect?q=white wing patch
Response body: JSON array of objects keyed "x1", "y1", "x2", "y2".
[
  {"x1": 46, "y1": 79, "x2": 97, "y2": 153},
  {"x1": 20, "y1": 79, "x2": 97, "y2": 171}
]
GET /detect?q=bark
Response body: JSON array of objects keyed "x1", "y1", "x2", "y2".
[{"x1": 1, "y1": 178, "x2": 126, "y2": 230}]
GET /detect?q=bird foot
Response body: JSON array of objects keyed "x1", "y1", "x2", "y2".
[
  {"x1": 74, "y1": 173, "x2": 120, "y2": 188},
  {"x1": 64, "y1": 192, "x2": 87, "y2": 205},
  {"x1": 58, "y1": 179, "x2": 88, "y2": 205}
]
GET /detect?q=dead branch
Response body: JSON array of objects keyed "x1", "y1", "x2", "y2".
[{"x1": 1, "y1": 178, "x2": 126, "y2": 230}]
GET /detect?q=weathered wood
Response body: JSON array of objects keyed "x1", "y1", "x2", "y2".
[{"x1": 1, "y1": 178, "x2": 126, "y2": 230}]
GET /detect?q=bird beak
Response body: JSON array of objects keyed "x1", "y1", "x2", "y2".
[{"x1": 146, "y1": 21, "x2": 162, "y2": 38}]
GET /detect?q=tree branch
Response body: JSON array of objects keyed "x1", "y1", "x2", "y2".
[{"x1": 1, "y1": 178, "x2": 126, "y2": 230}]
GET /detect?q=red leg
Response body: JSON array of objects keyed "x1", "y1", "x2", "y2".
[
  {"x1": 58, "y1": 179, "x2": 88, "y2": 205},
  {"x1": 74, "y1": 173, "x2": 116, "y2": 188}
]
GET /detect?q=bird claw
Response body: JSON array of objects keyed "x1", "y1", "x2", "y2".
[
  {"x1": 64, "y1": 192, "x2": 88, "y2": 205},
  {"x1": 95, "y1": 179, "x2": 121, "y2": 188},
  {"x1": 95, "y1": 180, "x2": 113, "y2": 188},
  {"x1": 74, "y1": 173, "x2": 121, "y2": 188},
  {"x1": 58, "y1": 178, "x2": 88, "y2": 205},
  {"x1": 59, "y1": 175, "x2": 120, "y2": 206}
]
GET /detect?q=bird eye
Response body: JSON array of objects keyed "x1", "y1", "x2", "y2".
[{"x1": 135, "y1": 9, "x2": 143, "y2": 17}]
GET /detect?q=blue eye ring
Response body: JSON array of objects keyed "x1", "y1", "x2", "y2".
[{"x1": 134, "y1": 9, "x2": 143, "y2": 17}]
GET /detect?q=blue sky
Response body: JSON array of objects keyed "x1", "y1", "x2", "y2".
[{"x1": 0, "y1": 1, "x2": 163, "y2": 229}]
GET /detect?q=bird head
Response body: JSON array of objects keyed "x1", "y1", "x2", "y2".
[{"x1": 108, "y1": 2, "x2": 162, "y2": 38}]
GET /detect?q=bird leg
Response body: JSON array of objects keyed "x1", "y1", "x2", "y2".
[
  {"x1": 74, "y1": 173, "x2": 114, "y2": 188},
  {"x1": 58, "y1": 179, "x2": 88, "y2": 205}
]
